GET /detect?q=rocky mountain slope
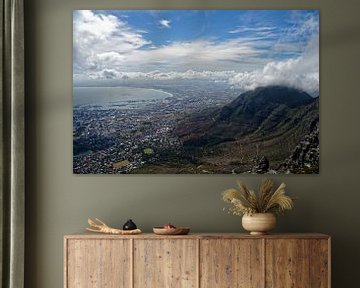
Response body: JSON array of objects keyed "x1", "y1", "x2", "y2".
[
  {"x1": 175, "y1": 86, "x2": 319, "y2": 174},
  {"x1": 278, "y1": 123, "x2": 319, "y2": 174}
]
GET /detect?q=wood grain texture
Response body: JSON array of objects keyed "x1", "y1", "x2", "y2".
[
  {"x1": 133, "y1": 239, "x2": 197, "y2": 288},
  {"x1": 64, "y1": 239, "x2": 68, "y2": 288},
  {"x1": 265, "y1": 239, "x2": 310, "y2": 288},
  {"x1": 66, "y1": 239, "x2": 131, "y2": 288},
  {"x1": 200, "y1": 239, "x2": 264, "y2": 288},
  {"x1": 65, "y1": 233, "x2": 330, "y2": 240},
  {"x1": 310, "y1": 239, "x2": 330, "y2": 288},
  {"x1": 64, "y1": 234, "x2": 330, "y2": 288}
]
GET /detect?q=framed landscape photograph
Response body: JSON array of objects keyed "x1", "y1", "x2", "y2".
[{"x1": 73, "y1": 10, "x2": 319, "y2": 174}]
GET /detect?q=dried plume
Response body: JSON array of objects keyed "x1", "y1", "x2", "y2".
[{"x1": 222, "y1": 179, "x2": 294, "y2": 216}]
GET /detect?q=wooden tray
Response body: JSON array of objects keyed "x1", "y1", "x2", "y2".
[{"x1": 153, "y1": 227, "x2": 190, "y2": 235}]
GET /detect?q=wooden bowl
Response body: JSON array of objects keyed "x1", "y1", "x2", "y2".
[{"x1": 153, "y1": 227, "x2": 190, "y2": 235}]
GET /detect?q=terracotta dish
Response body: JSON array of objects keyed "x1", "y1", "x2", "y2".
[{"x1": 153, "y1": 227, "x2": 190, "y2": 235}]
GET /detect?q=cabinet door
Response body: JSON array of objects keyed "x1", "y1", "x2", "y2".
[
  {"x1": 309, "y1": 239, "x2": 330, "y2": 288},
  {"x1": 134, "y1": 239, "x2": 198, "y2": 288},
  {"x1": 266, "y1": 239, "x2": 310, "y2": 288},
  {"x1": 200, "y1": 239, "x2": 264, "y2": 288},
  {"x1": 66, "y1": 239, "x2": 131, "y2": 288}
]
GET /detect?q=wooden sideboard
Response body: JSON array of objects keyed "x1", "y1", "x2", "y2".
[{"x1": 64, "y1": 233, "x2": 330, "y2": 288}]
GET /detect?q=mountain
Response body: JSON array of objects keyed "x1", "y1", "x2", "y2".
[
  {"x1": 176, "y1": 86, "x2": 318, "y2": 146},
  {"x1": 175, "y1": 86, "x2": 319, "y2": 173},
  {"x1": 278, "y1": 123, "x2": 319, "y2": 174}
]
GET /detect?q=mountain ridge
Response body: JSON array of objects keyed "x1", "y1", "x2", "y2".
[
  {"x1": 173, "y1": 85, "x2": 319, "y2": 173},
  {"x1": 176, "y1": 85, "x2": 318, "y2": 146}
]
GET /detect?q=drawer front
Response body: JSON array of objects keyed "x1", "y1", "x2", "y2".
[
  {"x1": 200, "y1": 239, "x2": 264, "y2": 288},
  {"x1": 134, "y1": 239, "x2": 198, "y2": 288},
  {"x1": 65, "y1": 239, "x2": 131, "y2": 288}
]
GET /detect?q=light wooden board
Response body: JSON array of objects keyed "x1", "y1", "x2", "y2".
[
  {"x1": 310, "y1": 239, "x2": 330, "y2": 288},
  {"x1": 200, "y1": 239, "x2": 264, "y2": 288},
  {"x1": 64, "y1": 234, "x2": 331, "y2": 288},
  {"x1": 265, "y1": 239, "x2": 310, "y2": 288},
  {"x1": 133, "y1": 239, "x2": 198, "y2": 288},
  {"x1": 66, "y1": 239, "x2": 131, "y2": 288},
  {"x1": 65, "y1": 233, "x2": 330, "y2": 240}
]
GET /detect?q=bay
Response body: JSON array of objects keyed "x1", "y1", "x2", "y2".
[{"x1": 73, "y1": 86, "x2": 172, "y2": 109}]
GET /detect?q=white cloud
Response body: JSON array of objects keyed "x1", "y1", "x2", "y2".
[
  {"x1": 124, "y1": 39, "x2": 262, "y2": 70},
  {"x1": 159, "y1": 19, "x2": 171, "y2": 28},
  {"x1": 73, "y1": 11, "x2": 265, "y2": 74},
  {"x1": 75, "y1": 10, "x2": 282, "y2": 74},
  {"x1": 86, "y1": 69, "x2": 238, "y2": 81},
  {"x1": 73, "y1": 11, "x2": 319, "y2": 95},
  {"x1": 271, "y1": 14, "x2": 319, "y2": 54},
  {"x1": 81, "y1": 35, "x2": 319, "y2": 95},
  {"x1": 229, "y1": 26, "x2": 275, "y2": 34},
  {"x1": 73, "y1": 10, "x2": 150, "y2": 73},
  {"x1": 228, "y1": 35, "x2": 319, "y2": 95},
  {"x1": 91, "y1": 39, "x2": 263, "y2": 73}
]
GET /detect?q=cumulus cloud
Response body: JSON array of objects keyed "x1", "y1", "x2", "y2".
[
  {"x1": 73, "y1": 10, "x2": 319, "y2": 95},
  {"x1": 83, "y1": 36, "x2": 318, "y2": 95},
  {"x1": 73, "y1": 10, "x2": 150, "y2": 73},
  {"x1": 79, "y1": 34, "x2": 319, "y2": 95},
  {"x1": 159, "y1": 19, "x2": 171, "y2": 28},
  {"x1": 73, "y1": 11, "x2": 267, "y2": 74},
  {"x1": 228, "y1": 35, "x2": 319, "y2": 95},
  {"x1": 86, "y1": 69, "x2": 238, "y2": 81}
]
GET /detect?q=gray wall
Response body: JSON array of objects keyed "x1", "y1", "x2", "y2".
[{"x1": 25, "y1": 0, "x2": 360, "y2": 287}]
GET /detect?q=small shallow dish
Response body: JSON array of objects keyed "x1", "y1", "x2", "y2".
[{"x1": 153, "y1": 227, "x2": 190, "y2": 235}]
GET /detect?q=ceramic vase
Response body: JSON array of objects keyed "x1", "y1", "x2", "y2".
[{"x1": 242, "y1": 213, "x2": 276, "y2": 235}]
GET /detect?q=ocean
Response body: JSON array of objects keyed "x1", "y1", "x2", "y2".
[{"x1": 73, "y1": 86, "x2": 172, "y2": 109}]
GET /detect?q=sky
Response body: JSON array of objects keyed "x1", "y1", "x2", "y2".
[{"x1": 73, "y1": 10, "x2": 319, "y2": 94}]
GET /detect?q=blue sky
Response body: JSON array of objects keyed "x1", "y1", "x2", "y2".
[
  {"x1": 108, "y1": 10, "x2": 316, "y2": 56},
  {"x1": 73, "y1": 10, "x2": 319, "y2": 94}
]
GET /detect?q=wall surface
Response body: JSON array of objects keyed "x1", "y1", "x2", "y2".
[{"x1": 24, "y1": 0, "x2": 360, "y2": 287}]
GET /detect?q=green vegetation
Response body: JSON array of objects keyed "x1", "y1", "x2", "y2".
[
  {"x1": 113, "y1": 160, "x2": 130, "y2": 169},
  {"x1": 143, "y1": 147, "x2": 154, "y2": 155}
]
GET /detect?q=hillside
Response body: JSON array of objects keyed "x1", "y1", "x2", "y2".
[{"x1": 174, "y1": 86, "x2": 319, "y2": 173}]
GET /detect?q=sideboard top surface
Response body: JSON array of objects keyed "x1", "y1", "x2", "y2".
[{"x1": 64, "y1": 232, "x2": 330, "y2": 240}]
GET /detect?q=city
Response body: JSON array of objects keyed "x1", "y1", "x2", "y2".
[{"x1": 73, "y1": 81, "x2": 239, "y2": 173}]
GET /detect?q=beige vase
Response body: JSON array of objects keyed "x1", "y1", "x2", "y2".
[{"x1": 242, "y1": 213, "x2": 276, "y2": 235}]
